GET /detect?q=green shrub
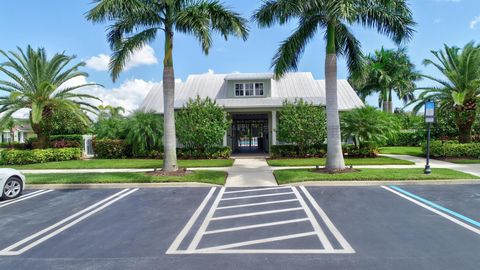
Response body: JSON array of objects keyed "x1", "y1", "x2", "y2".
[
  {"x1": 270, "y1": 145, "x2": 326, "y2": 159},
  {"x1": 49, "y1": 135, "x2": 83, "y2": 144},
  {"x1": 344, "y1": 142, "x2": 378, "y2": 158},
  {"x1": 277, "y1": 99, "x2": 327, "y2": 155},
  {"x1": 0, "y1": 142, "x2": 30, "y2": 150},
  {"x1": 125, "y1": 112, "x2": 163, "y2": 156},
  {"x1": 427, "y1": 141, "x2": 480, "y2": 158},
  {"x1": 176, "y1": 96, "x2": 230, "y2": 154},
  {"x1": 0, "y1": 148, "x2": 81, "y2": 165},
  {"x1": 93, "y1": 139, "x2": 131, "y2": 159},
  {"x1": 177, "y1": 146, "x2": 231, "y2": 159},
  {"x1": 388, "y1": 131, "x2": 425, "y2": 146}
]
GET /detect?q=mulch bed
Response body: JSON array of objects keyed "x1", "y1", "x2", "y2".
[{"x1": 147, "y1": 168, "x2": 192, "y2": 177}]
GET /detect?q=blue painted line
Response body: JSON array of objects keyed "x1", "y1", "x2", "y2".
[{"x1": 389, "y1": 185, "x2": 480, "y2": 228}]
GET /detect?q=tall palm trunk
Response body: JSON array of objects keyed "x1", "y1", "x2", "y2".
[
  {"x1": 387, "y1": 89, "x2": 393, "y2": 113},
  {"x1": 455, "y1": 109, "x2": 475, "y2": 143},
  {"x1": 325, "y1": 25, "x2": 345, "y2": 171},
  {"x1": 162, "y1": 29, "x2": 178, "y2": 172}
]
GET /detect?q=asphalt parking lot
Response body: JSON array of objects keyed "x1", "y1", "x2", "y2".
[{"x1": 0, "y1": 184, "x2": 479, "y2": 270}]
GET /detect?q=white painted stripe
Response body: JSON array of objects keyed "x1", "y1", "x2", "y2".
[
  {"x1": 171, "y1": 248, "x2": 354, "y2": 254},
  {"x1": 224, "y1": 187, "x2": 291, "y2": 194},
  {"x1": 0, "y1": 190, "x2": 45, "y2": 205},
  {"x1": 382, "y1": 186, "x2": 480, "y2": 235},
  {"x1": 204, "y1": 218, "x2": 310, "y2": 235},
  {"x1": 165, "y1": 187, "x2": 216, "y2": 254},
  {"x1": 292, "y1": 187, "x2": 333, "y2": 251},
  {"x1": 197, "y1": 232, "x2": 317, "y2": 251},
  {"x1": 217, "y1": 199, "x2": 299, "y2": 210},
  {"x1": 187, "y1": 187, "x2": 226, "y2": 251},
  {"x1": 211, "y1": 207, "x2": 304, "y2": 221},
  {"x1": 300, "y1": 186, "x2": 355, "y2": 253},
  {"x1": 220, "y1": 192, "x2": 294, "y2": 201},
  {"x1": 0, "y1": 188, "x2": 133, "y2": 255},
  {"x1": 0, "y1": 190, "x2": 53, "y2": 209}
]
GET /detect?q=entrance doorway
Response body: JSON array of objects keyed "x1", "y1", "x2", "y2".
[{"x1": 231, "y1": 114, "x2": 268, "y2": 153}]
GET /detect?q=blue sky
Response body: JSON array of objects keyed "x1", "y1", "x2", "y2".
[{"x1": 1, "y1": 0, "x2": 480, "y2": 114}]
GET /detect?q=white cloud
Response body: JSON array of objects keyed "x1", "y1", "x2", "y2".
[
  {"x1": 207, "y1": 69, "x2": 215, "y2": 74},
  {"x1": 470, "y1": 16, "x2": 480, "y2": 29},
  {"x1": 85, "y1": 45, "x2": 158, "y2": 72}
]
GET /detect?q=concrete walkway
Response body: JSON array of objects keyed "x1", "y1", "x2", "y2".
[{"x1": 225, "y1": 158, "x2": 277, "y2": 187}]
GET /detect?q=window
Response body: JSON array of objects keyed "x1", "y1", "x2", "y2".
[
  {"x1": 234, "y1": 82, "x2": 264, "y2": 97},
  {"x1": 245, "y1": 83, "x2": 254, "y2": 96},
  {"x1": 255, "y1": 83, "x2": 264, "y2": 96},
  {"x1": 235, "y1": 83, "x2": 244, "y2": 96}
]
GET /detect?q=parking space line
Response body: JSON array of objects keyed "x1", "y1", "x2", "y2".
[
  {"x1": 187, "y1": 187, "x2": 226, "y2": 251},
  {"x1": 292, "y1": 187, "x2": 334, "y2": 250},
  {"x1": 196, "y1": 232, "x2": 317, "y2": 252},
  {"x1": 223, "y1": 187, "x2": 291, "y2": 194},
  {"x1": 300, "y1": 186, "x2": 355, "y2": 252},
  {"x1": 382, "y1": 186, "x2": 480, "y2": 235},
  {"x1": 0, "y1": 190, "x2": 53, "y2": 209},
  {"x1": 204, "y1": 218, "x2": 310, "y2": 235},
  {"x1": 0, "y1": 188, "x2": 138, "y2": 256},
  {"x1": 216, "y1": 199, "x2": 298, "y2": 210},
  {"x1": 166, "y1": 187, "x2": 217, "y2": 254},
  {"x1": 220, "y1": 192, "x2": 294, "y2": 201},
  {"x1": 211, "y1": 207, "x2": 304, "y2": 221}
]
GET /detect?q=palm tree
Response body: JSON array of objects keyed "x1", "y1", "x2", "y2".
[
  {"x1": 409, "y1": 42, "x2": 480, "y2": 143},
  {"x1": 87, "y1": 0, "x2": 248, "y2": 172},
  {"x1": 349, "y1": 47, "x2": 419, "y2": 113},
  {"x1": 253, "y1": 0, "x2": 415, "y2": 171},
  {"x1": 0, "y1": 46, "x2": 100, "y2": 147}
]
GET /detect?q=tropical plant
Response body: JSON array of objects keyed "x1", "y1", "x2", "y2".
[
  {"x1": 277, "y1": 99, "x2": 327, "y2": 155},
  {"x1": 349, "y1": 47, "x2": 419, "y2": 113},
  {"x1": 341, "y1": 106, "x2": 401, "y2": 147},
  {"x1": 409, "y1": 42, "x2": 480, "y2": 143},
  {"x1": 125, "y1": 111, "x2": 163, "y2": 156},
  {"x1": 87, "y1": 0, "x2": 248, "y2": 172},
  {"x1": 94, "y1": 113, "x2": 128, "y2": 140},
  {"x1": 253, "y1": 0, "x2": 415, "y2": 171},
  {"x1": 40, "y1": 106, "x2": 90, "y2": 135},
  {"x1": 0, "y1": 46, "x2": 100, "y2": 147},
  {"x1": 176, "y1": 96, "x2": 230, "y2": 154}
]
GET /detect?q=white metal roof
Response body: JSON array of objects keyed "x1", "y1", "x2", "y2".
[{"x1": 140, "y1": 72, "x2": 363, "y2": 113}]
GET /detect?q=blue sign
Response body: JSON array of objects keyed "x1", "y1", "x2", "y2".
[{"x1": 425, "y1": 101, "x2": 435, "y2": 122}]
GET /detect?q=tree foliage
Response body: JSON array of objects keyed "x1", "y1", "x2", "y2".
[
  {"x1": 408, "y1": 42, "x2": 480, "y2": 143},
  {"x1": 176, "y1": 96, "x2": 230, "y2": 152},
  {"x1": 277, "y1": 99, "x2": 327, "y2": 154},
  {"x1": 40, "y1": 106, "x2": 90, "y2": 135},
  {"x1": 341, "y1": 106, "x2": 400, "y2": 147},
  {"x1": 125, "y1": 111, "x2": 163, "y2": 156},
  {"x1": 349, "y1": 47, "x2": 419, "y2": 112},
  {"x1": 0, "y1": 46, "x2": 100, "y2": 147}
]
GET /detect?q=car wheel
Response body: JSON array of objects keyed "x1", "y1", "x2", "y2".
[{"x1": 2, "y1": 176, "x2": 23, "y2": 200}]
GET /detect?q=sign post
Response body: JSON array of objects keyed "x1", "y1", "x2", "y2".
[{"x1": 424, "y1": 100, "x2": 435, "y2": 174}]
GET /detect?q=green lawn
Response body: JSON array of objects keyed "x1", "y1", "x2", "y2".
[
  {"x1": 378, "y1": 146, "x2": 423, "y2": 156},
  {"x1": 274, "y1": 168, "x2": 477, "y2": 184},
  {"x1": 1, "y1": 159, "x2": 234, "y2": 169},
  {"x1": 26, "y1": 170, "x2": 226, "y2": 185},
  {"x1": 442, "y1": 159, "x2": 480, "y2": 164},
  {"x1": 267, "y1": 156, "x2": 414, "y2": 167}
]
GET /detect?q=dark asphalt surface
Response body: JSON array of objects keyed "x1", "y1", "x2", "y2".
[{"x1": 0, "y1": 185, "x2": 479, "y2": 270}]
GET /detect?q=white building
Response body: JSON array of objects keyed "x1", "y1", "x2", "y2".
[{"x1": 140, "y1": 72, "x2": 363, "y2": 153}]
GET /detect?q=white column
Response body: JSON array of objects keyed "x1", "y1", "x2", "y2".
[{"x1": 272, "y1": 110, "x2": 277, "y2": 145}]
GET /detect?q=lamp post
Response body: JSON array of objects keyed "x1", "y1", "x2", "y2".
[{"x1": 424, "y1": 100, "x2": 435, "y2": 174}]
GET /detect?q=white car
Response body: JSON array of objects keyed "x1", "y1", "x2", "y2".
[{"x1": 0, "y1": 169, "x2": 25, "y2": 200}]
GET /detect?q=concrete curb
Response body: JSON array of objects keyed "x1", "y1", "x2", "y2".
[
  {"x1": 282, "y1": 179, "x2": 480, "y2": 187},
  {"x1": 27, "y1": 182, "x2": 221, "y2": 189}
]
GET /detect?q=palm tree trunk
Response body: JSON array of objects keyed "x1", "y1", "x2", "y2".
[
  {"x1": 325, "y1": 24, "x2": 345, "y2": 171},
  {"x1": 455, "y1": 109, "x2": 475, "y2": 143},
  {"x1": 162, "y1": 29, "x2": 178, "y2": 172},
  {"x1": 387, "y1": 89, "x2": 393, "y2": 113}
]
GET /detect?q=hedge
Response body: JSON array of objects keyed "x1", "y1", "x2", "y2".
[
  {"x1": 177, "y1": 146, "x2": 231, "y2": 159},
  {"x1": 270, "y1": 145, "x2": 326, "y2": 159},
  {"x1": 93, "y1": 139, "x2": 131, "y2": 159},
  {"x1": 0, "y1": 148, "x2": 82, "y2": 165},
  {"x1": 388, "y1": 131, "x2": 425, "y2": 147},
  {"x1": 426, "y1": 141, "x2": 480, "y2": 158}
]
